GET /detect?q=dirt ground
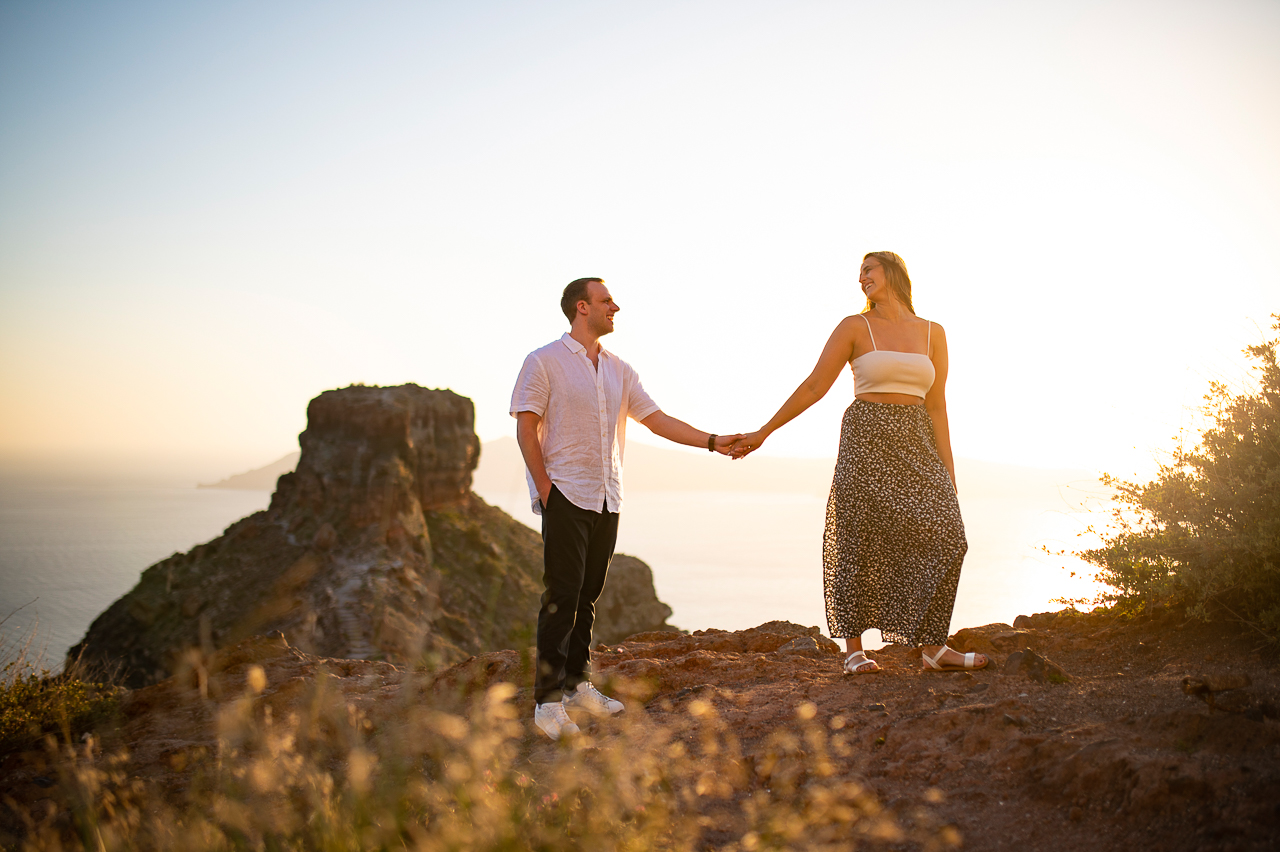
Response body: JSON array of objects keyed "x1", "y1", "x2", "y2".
[
  {"x1": 577, "y1": 609, "x2": 1280, "y2": 851},
  {"x1": 3, "y1": 607, "x2": 1278, "y2": 850}
]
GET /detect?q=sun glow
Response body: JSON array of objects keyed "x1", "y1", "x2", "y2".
[{"x1": 1, "y1": 0, "x2": 1276, "y2": 486}]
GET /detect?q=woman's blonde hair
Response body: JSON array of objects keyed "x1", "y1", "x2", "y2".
[{"x1": 862, "y1": 251, "x2": 914, "y2": 314}]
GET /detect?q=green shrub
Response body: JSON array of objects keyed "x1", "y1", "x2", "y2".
[
  {"x1": 0, "y1": 655, "x2": 123, "y2": 758},
  {"x1": 1080, "y1": 314, "x2": 1280, "y2": 635}
]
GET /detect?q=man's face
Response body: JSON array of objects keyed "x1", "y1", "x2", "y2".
[{"x1": 582, "y1": 281, "x2": 620, "y2": 336}]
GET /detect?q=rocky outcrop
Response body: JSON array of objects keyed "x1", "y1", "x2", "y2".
[
  {"x1": 71, "y1": 385, "x2": 675, "y2": 686},
  {"x1": 593, "y1": 554, "x2": 674, "y2": 645}
]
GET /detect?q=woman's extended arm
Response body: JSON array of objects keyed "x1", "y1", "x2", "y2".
[
  {"x1": 733, "y1": 318, "x2": 860, "y2": 457},
  {"x1": 923, "y1": 323, "x2": 958, "y2": 492}
]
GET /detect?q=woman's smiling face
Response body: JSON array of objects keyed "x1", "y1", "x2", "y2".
[{"x1": 859, "y1": 257, "x2": 888, "y2": 302}]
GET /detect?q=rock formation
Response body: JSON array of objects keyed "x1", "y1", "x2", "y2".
[
  {"x1": 72, "y1": 384, "x2": 674, "y2": 686},
  {"x1": 592, "y1": 554, "x2": 673, "y2": 645}
]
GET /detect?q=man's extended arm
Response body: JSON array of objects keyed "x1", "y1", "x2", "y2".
[
  {"x1": 640, "y1": 411, "x2": 739, "y2": 454},
  {"x1": 515, "y1": 411, "x2": 553, "y2": 506}
]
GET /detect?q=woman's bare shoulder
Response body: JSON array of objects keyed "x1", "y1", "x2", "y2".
[
  {"x1": 832, "y1": 314, "x2": 873, "y2": 341},
  {"x1": 824, "y1": 315, "x2": 870, "y2": 357}
]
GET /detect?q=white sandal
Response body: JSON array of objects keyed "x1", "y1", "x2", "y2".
[
  {"x1": 843, "y1": 650, "x2": 882, "y2": 675},
  {"x1": 922, "y1": 645, "x2": 988, "y2": 672}
]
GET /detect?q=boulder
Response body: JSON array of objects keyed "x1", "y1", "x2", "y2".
[
  {"x1": 949, "y1": 623, "x2": 1047, "y2": 656},
  {"x1": 1002, "y1": 648, "x2": 1071, "y2": 683},
  {"x1": 594, "y1": 554, "x2": 676, "y2": 644},
  {"x1": 776, "y1": 635, "x2": 841, "y2": 656}
]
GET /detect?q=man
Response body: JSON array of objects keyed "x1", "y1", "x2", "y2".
[{"x1": 510, "y1": 277, "x2": 739, "y2": 740}]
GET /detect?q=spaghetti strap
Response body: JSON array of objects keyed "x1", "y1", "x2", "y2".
[
  {"x1": 926, "y1": 321, "x2": 932, "y2": 357},
  {"x1": 860, "y1": 314, "x2": 877, "y2": 350}
]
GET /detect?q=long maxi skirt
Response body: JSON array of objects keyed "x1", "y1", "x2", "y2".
[{"x1": 822, "y1": 399, "x2": 967, "y2": 647}]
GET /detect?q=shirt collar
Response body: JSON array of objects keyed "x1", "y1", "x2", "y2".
[{"x1": 558, "y1": 332, "x2": 610, "y2": 359}]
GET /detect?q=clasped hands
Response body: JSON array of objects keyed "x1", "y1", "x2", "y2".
[{"x1": 711, "y1": 431, "x2": 767, "y2": 460}]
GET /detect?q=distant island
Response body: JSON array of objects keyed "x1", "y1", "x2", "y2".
[
  {"x1": 197, "y1": 452, "x2": 300, "y2": 490},
  {"x1": 202, "y1": 438, "x2": 1097, "y2": 506}
]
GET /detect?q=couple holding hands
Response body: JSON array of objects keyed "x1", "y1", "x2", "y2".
[{"x1": 511, "y1": 253, "x2": 985, "y2": 741}]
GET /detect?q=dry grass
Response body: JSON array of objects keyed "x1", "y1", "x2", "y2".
[{"x1": 5, "y1": 657, "x2": 960, "y2": 851}]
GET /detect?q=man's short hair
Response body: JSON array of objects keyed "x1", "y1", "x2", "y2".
[{"x1": 561, "y1": 278, "x2": 603, "y2": 324}]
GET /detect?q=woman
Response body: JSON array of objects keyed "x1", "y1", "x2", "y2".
[{"x1": 732, "y1": 252, "x2": 985, "y2": 674}]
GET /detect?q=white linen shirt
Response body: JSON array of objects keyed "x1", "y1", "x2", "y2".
[{"x1": 510, "y1": 333, "x2": 660, "y2": 515}]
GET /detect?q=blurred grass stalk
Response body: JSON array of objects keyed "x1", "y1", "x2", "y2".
[{"x1": 6, "y1": 659, "x2": 959, "y2": 851}]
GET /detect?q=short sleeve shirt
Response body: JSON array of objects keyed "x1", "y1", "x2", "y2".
[{"x1": 509, "y1": 333, "x2": 660, "y2": 515}]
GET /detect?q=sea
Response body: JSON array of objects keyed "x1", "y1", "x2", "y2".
[
  {"x1": 482, "y1": 486, "x2": 1109, "y2": 648},
  {"x1": 0, "y1": 454, "x2": 1110, "y2": 669}
]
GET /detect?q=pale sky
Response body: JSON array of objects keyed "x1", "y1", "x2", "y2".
[{"x1": 2, "y1": 0, "x2": 1277, "y2": 483}]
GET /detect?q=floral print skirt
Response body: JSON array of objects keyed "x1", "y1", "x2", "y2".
[{"x1": 823, "y1": 399, "x2": 967, "y2": 646}]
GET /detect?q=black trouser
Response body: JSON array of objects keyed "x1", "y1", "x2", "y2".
[{"x1": 534, "y1": 485, "x2": 619, "y2": 704}]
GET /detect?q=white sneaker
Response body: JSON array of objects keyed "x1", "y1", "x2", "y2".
[
  {"x1": 534, "y1": 701, "x2": 580, "y2": 740},
  {"x1": 562, "y1": 681, "x2": 625, "y2": 717}
]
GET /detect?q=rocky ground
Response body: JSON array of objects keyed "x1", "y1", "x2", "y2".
[
  {"x1": 597, "y1": 611, "x2": 1280, "y2": 850},
  {"x1": 4, "y1": 607, "x2": 1279, "y2": 850}
]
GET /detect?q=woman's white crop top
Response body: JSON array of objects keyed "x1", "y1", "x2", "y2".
[{"x1": 850, "y1": 314, "x2": 935, "y2": 398}]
